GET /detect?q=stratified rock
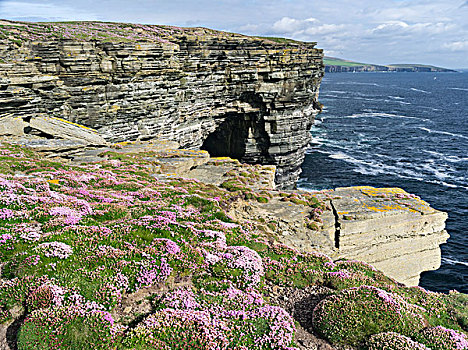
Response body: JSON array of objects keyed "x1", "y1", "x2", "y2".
[
  {"x1": 331, "y1": 187, "x2": 449, "y2": 286},
  {"x1": 0, "y1": 116, "x2": 25, "y2": 136},
  {"x1": 29, "y1": 116, "x2": 107, "y2": 146},
  {"x1": 0, "y1": 23, "x2": 324, "y2": 188},
  {"x1": 7, "y1": 137, "x2": 88, "y2": 153},
  {"x1": 225, "y1": 184, "x2": 449, "y2": 286}
]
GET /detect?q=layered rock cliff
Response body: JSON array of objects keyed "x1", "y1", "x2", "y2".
[{"x1": 0, "y1": 21, "x2": 323, "y2": 188}]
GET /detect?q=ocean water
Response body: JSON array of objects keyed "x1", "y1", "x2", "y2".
[{"x1": 299, "y1": 72, "x2": 468, "y2": 293}]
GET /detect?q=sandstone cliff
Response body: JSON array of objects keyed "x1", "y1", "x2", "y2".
[{"x1": 0, "y1": 21, "x2": 323, "y2": 188}]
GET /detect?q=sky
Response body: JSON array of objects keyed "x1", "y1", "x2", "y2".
[{"x1": 0, "y1": 0, "x2": 467, "y2": 68}]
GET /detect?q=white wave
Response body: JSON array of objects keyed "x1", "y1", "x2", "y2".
[
  {"x1": 384, "y1": 99, "x2": 411, "y2": 105},
  {"x1": 336, "y1": 82, "x2": 382, "y2": 87},
  {"x1": 324, "y1": 149, "x2": 468, "y2": 188},
  {"x1": 449, "y1": 87, "x2": 468, "y2": 92},
  {"x1": 421, "y1": 163, "x2": 450, "y2": 180},
  {"x1": 326, "y1": 151, "x2": 434, "y2": 182},
  {"x1": 446, "y1": 155, "x2": 468, "y2": 163},
  {"x1": 418, "y1": 127, "x2": 468, "y2": 140},
  {"x1": 329, "y1": 153, "x2": 350, "y2": 160},
  {"x1": 310, "y1": 137, "x2": 325, "y2": 145},
  {"x1": 439, "y1": 181, "x2": 459, "y2": 188},
  {"x1": 345, "y1": 112, "x2": 429, "y2": 122},
  {"x1": 410, "y1": 87, "x2": 431, "y2": 94},
  {"x1": 388, "y1": 96, "x2": 405, "y2": 100},
  {"x1": 425, "y1": 179, "x2": 467, "y2": 189},
  {"x1": 443, "y1": 258, "x2": 468, "y2": 266},
  {"x1": 423, "y1": 150, "x2": 468, "y2": 163},
  {"x1": 353, "y1": 167, "x2": 384, "y2": 176},
  {"x1": 327, "y1": 90, "x2": 348, "y2": 94}
]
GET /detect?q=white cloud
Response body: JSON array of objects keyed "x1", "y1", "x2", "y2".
[
  {"x1": 371, "y1": 21, "x2": 455, "y2": 36},
  {"x1": 272, "y1": 17, "x2": 318, "y2": 33},
  {"x1": 304, "y1": 23, "x2": 346, "y2": 35},
  {"x1": 443, "y1": 40, "x2": 468, "y2": 51},
  {"x1": 270, "y1": 16, "x2": 346, "y2": 38}
]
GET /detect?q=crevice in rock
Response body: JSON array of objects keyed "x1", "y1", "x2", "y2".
[
  {"x1": 23, "y1": 126, "x2": 54, "y2": 139},
  {"x1": 6, "y1": 313, "x2": 25, "y2": 350},
  {"x1": 329, "y1": 200, "x2": 341, "y2": 249}
]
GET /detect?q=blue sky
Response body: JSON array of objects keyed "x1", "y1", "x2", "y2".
[{"x1": 1, "y1": 0, "x2": 467, "y2": 68}]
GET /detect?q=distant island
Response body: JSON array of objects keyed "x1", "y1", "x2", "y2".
[{"x1": 324, "y1": 56, "x2": 456, "y2": 72}]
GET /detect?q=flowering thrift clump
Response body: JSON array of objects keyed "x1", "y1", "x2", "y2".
[
  {"x1": 125, "y1": 286, "x2": 296, "y2": 349},
  {"x1": 312, "y1": 286, "x2": 428, "y2": 347},
  {"x1": 0, "y1": 208, "x2": 14, "y2": 220},
  {"x1": 367, "y1": 332, "x2": 430, "y2": 350},
  {"x1": 17, "y1": 305, "x2": 125, "y2": 350},
  {"x1": 35, "y1": 241, "x2": 73, "y2": 259},
  {"x1": 416, "y1": 326, "x2": 468, "y2": 350}
]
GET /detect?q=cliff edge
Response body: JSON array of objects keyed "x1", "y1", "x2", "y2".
[{"x1": 0, "y1": 20, "x2": 324, "y2": 188}]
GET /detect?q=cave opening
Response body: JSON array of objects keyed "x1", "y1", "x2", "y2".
[
  {"x1": 201, "y1": 113, "x2": 248, "y2": 160},
  {"x1": 201, "y1": 92, "x2": 272, "y2": 164}
]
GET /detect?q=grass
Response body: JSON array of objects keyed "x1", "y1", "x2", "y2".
[{"x1": 324, "y1": 57, "x2": 367, "y2": 67}]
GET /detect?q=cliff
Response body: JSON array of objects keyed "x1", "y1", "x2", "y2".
[{"x1": 0, "y1": 20, "x2": 323, "y2": 189}]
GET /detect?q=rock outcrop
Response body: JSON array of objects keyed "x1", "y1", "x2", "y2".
[
  {"x1": 227, "y1": 183, "x2": 449, "y2": 286},
  {"x1": 329, "y1": 187, "x2": 449, "y2": 286},
  {"x1": 0, "y1": 21, "x2": 323, "y2": 188}
]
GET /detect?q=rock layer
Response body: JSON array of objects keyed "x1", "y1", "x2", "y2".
[
  {"x1": 0, "y1": 22, "x2": 323, "y2": 188},
  {"x1": 330, "y1": 187, "x2": 449, "y2": 286}
]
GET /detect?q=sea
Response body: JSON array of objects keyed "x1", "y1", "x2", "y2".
[{"x1": 298, "y1": 72, "x2": 468, "y2": 293}]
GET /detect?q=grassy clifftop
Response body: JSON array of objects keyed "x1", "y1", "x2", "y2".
[
  {"x1": 0, "y1": 141, "x2": 466, "y2": 349},
  {"x1": 0, "y1": 20, "x2": 314, "y2": 47}
]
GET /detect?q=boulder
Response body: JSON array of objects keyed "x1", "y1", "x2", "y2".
[{"x1": 29, "y1": 116, "x2": 108, "y2": 146}]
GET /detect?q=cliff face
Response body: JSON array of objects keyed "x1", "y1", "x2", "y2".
[{"x1": 0, "y1": 22, "x2": 323, "y2": 188}]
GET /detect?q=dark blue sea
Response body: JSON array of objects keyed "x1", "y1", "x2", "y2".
[{"x1": 299, "y1": 72, "x2": 468, "y2": 293}]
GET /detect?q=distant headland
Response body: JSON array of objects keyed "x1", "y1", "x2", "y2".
[{"x1": 324, "y1": 56, "x2": 457, "y2": 72}]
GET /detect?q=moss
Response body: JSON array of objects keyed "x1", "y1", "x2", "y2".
[
  {"x1": 220, "y1": 180, "x2": 244, "y2": 192},
  {"x1": 256, "y1": 196, "x2": 269, "y2": 203}
]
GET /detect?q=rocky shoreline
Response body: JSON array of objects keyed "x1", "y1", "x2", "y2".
[{"x1": 0, "y1": 20, "x2": 466, "y2": 350}]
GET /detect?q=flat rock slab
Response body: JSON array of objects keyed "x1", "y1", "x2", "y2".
[
  {"x1": 333, "y1": 186, "x2": 437, "y2": 219},
  {"x1": 113, "y1": 140, "x2": 180, "y2": 154},
  {"x1": 185, "y1": 163, "x2": 237, "y2": 186},
  {"x1": 7, "y1": 137, "x2": 88, "y2": 152},
  {"x1": 30, "y1": 116, "x2": 107, "y2": 146}
]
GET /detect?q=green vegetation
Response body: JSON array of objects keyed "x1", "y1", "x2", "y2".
[
  {"x1": 324, "y1": 57, "x2": 366, "y2": 67},
  {"x1": 0, "y1": 142, "x2": 466, "y2": 349}
]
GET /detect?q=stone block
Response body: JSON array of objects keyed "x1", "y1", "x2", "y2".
[{"x1": 0, "y1": 116, "x2": 25, "y2": 136}]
